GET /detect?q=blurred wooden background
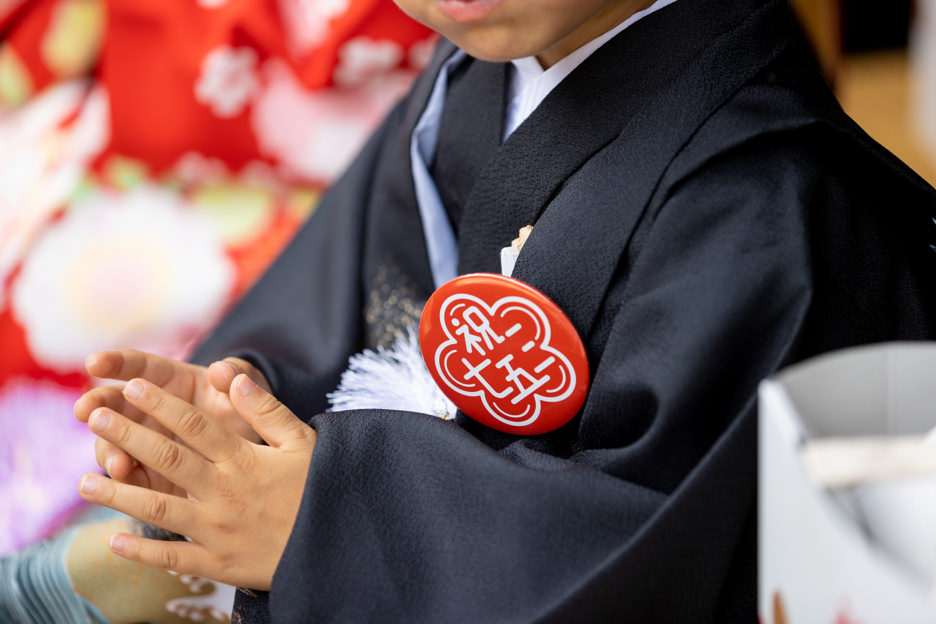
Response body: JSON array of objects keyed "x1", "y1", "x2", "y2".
[{"x1": 790, "y1": 0, "x2": 936, "y2": 186}]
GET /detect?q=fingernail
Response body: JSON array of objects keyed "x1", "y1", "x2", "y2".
[
  {"x1": 109, "y1": 534, "x2": 125, "y2": 553},
  {"x1": 85, "y1": 354, "x2": 99, "y2": 370},
  {"x1": 217, "y1": 360, "x2": 237, "y2": 376},
  {"x1": 79, "y1": 474, "x2": 99, "y2": 496},
  {"x1": 89, "y1": 409, "x2": 111, "y2": 433},
  {"x1": 105, "y1": 457, "x2": 114, "y2": 477},
  {"x1": 237, "y1": 375, "x2": 257, "y2": 396},
  {"x1": 124, "y1": 380, "x2": 143, "y2": 399}
]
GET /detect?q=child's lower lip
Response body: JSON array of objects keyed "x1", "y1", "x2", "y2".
[{"x1": 435, "y1": 0, "x2": 501, "y2": 23}]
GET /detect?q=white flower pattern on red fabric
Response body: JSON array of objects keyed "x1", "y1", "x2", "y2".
[
  {"x1": 172, "y1": 151, "x2": 231, "y2": 185},
  {"x1": 0, "y1": 82, "x2": 108, "y2": 310},
  {"x1": 252, "y1": 59, "x2": 415, "y2": 183},
  {"x1": 278, "y1": 0, "x2": 351, "y2": 55},
  {"x1": 0, "y1": 0, "x2": 433, "y2": 559},
  {"x1": 194, "y1": 46, "x2": 260, "y2": 118},
  {"x1": 333, "y1": 37, "x2": 404, "y2": 87},
  {"x1": 11, "y1": 187, "x2": 234, "y2": 372}
]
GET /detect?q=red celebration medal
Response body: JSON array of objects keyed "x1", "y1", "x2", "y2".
[{"x1": 419, "y1": 273, "x2": 589, "y2": 435}]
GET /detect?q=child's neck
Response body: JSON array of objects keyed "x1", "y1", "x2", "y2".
[{"x1": 535, "y1": 0, "x2": 657, "y2": 69}]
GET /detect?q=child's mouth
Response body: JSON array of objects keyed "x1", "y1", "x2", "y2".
[{"x1": 435, "y1": 0, "x2": 501, "y2": 24}]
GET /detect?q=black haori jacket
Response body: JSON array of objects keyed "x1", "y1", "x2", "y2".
[{"x1": 193, "y1": 0, "x2": 936, "y2": 620}]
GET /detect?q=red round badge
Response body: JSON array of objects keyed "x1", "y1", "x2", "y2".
[{"x1": 419, "y1": 273, "x2": 589, "y2": 435}]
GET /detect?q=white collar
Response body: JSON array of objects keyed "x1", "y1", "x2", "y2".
[
  {"x1": 504, "y1": 0, "x2": 679, "y2": 140},
  {"x1": 411, "y1": 0, "x2": 679, "y2": 287}
]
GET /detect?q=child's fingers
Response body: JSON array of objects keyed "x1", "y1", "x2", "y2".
[
  {"x1": 207, "y1": 358, "x2": 270, "y2": 395},
  {"x1": 78, "y1": 474, "x2": 199, "y2": 541},
  {"x1": 230, "y1": 374, "x2": 316, "y2": 449},
  {"x1": 94, "y1": 437, "x2": 135, "y2": 479},
  {"x1": 75, "y1": 387, "x2": 102, "y2": 424},
  {"x1": 88, "y1": 406, "x2": 213, "y2": 498},
  {"x1": 75, "y1": 384, "x2": 143, "y2": 424},
  {"x1": 93, "y1": 439, "x2": 175, "y2": 492},
  {"x1": 75, "y1": 385, "x2": 122, "y2": 423},
  {"x1": 106, "y1": 533, "x2": 209, "y2": 581},
  {"x1": 121, "y1": 379, "x2": 243, "y2": 464},
  {"x1": 80, "y1": 384, "x2": 174, "y2": 481},
  {"x1": 86, "y1": 349, "x2": 194, "y2": 386}
]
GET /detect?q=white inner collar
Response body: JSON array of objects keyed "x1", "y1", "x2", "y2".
[{"x1": 503, "y1": 0, "x2": 679, "y2": 140}]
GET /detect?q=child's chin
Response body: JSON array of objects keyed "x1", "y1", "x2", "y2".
[{"x1": 448, "y1": 32, "x2": 542, "y2": 63}]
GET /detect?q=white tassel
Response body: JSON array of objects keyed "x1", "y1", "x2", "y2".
[{"x1": 327, "y1": 326, "x2": 456, "y2": 420}]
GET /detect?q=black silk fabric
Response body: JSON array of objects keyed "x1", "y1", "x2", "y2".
[{"x1": 193, "y1": 0, "x2": 936, "y2": 620}]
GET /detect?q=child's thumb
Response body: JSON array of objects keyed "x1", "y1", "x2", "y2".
[{"x1": 230, "y1": 374, "x2": 314, "y2": 449}]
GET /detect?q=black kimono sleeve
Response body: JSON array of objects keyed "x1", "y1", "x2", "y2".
[{"x1": 192, "y1": 100, "x2": 411, "y2": 421}]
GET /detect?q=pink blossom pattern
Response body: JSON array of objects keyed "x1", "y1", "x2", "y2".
[
  {"x1": 408, "y1": 36, "x2": 439, "y2": 71},
  {"x1": 333, "y1": 37, "x2": 404, "y2": 86},
  {"x1": 277, "y1": 0, "x2": 351, "y2": 55},
  {"x1": 0, "y1": 380, "x2": 94, "y2": 557},
  {"x1": 252, "y1": 59, "x2": 415, "y2": 183},
  {"x1": 12, "y1": 187, "x2": 235, "y2": 371}
]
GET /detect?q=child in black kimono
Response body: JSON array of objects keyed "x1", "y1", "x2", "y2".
[{"x1": 74, "y1": 0, "x2": 936, "y2": 621}]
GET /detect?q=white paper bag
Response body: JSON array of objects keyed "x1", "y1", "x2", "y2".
[{"x1": 759, "y1": 342, "x2": 936, "y2": 624}]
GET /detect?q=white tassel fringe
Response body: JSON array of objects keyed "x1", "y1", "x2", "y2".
[{"x1": 327, "y1": 326, "x2": 456, "y2": 420}]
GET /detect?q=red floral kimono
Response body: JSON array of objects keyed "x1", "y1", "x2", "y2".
[{"x1": 0, "y1": 0, "x2": 433, "y2": 556}]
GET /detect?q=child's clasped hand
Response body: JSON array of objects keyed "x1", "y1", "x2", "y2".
[{"x1": 74, "y1": 352, "x2": 316, "y2": 590}]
